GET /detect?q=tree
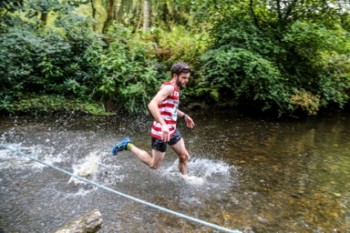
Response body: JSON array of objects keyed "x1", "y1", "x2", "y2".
[
  {"x1": 142, "y1": 0, "x2": 150, "y2": 31},
  {"x1": 89, "y1": 0, "x2": 97, "y2": 31},
  {"x1": 197, "y1": 0, "x2": 350, "y2": 116},
  {"x1": 99, "y1": 0, "x2": 194, "y2": 33},
  {"x1": 102, "y1": 0, "x2": 115, "y2": 34}
]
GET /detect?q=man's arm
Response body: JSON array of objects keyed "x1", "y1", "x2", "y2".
[
  {"x1": 177, "y1": 109, "x2": 186, "y2": 118},
  {"x1": 177, "y1": 109, "x2": 195, "y2": 129},
  {"x1": 147, "y1": 85, "x2": 174, "y2": 141}
]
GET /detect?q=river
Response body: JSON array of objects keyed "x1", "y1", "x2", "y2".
[{"x1": 0, "y1": 110, "x2": 349, "y2": 232}]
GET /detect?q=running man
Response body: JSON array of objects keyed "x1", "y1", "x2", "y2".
[{"x1": 112, "y1": 62, "x2": 195, "y2": 175}]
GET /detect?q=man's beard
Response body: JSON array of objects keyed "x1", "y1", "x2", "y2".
[{"x1": 176, "y1": 79, "x2": 185, "y2": 89}]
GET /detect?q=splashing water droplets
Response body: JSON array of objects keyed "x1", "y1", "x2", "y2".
[
  {"x1": 164, "y1": 156, "x2": 237, "y2": 189},
  {"x1": 68, "y1": 151, "x2": 101, "y2": 185}
]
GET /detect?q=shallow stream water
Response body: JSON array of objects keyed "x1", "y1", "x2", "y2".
[{"x1": 0, "y1": 111, "x2": 349, "y2": 232}]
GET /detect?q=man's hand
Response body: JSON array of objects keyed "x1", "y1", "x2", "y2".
[
  {"x1": 161, "y1": 124, "x2": 171, "y2": 141},
  {"x1": 184, "y1": 115, "x2": 195, "y2": 129}
]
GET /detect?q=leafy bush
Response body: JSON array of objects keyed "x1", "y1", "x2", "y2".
[
  {"x1": 12, "y1": 94, "x2": 110, "y2": 115},
  {"x1": 96, "y1": 25, "x2": 161, "y2": 113},
  {"x1": 0, "y1": 13, "x2": 106, "y2": 114},
  {"x1": 199, "y1": 47, "x2": 292, "y2": 115},
  {"x1": 153, "y1": 26, "x2": 208, "y2": 67},
  {"x1": 2, "y1": 0, "x2": 349, "y2": 117},
  {"x1": 198, "y1": 13, "x2": 350, "y2": 116},
  {"x1": 282, "y1": 21, "x2": 350, "y2": 112}
]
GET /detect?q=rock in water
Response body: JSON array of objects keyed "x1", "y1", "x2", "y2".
[
  {"x1": 68, "y1": 152, "x2": 100, "y2": 185},
  {"x1": 55, "y1": 209, "x2": 103, "y2": 233}
]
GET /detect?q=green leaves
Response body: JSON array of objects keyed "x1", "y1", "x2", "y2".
[
  {"x1": 9, "y1": 94, "x2": 111, "y2": 115},
  {"x1": 200, "y1": 47, "x2": 290, "y2": 114},
  {"x1": 197, "y1": 0, "x2": 350, "y2": 116},
  {"x1": 94, "y1": 25, "x2": 160, "y2": 113},
  {"x1": 1, "y1": 0, "x2": 350, "y2": 117},
  {"x1": 0, "y1": 10, "x2": 104, "y2": 114}
]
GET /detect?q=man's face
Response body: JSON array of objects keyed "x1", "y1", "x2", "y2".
[{"x1": 175, "y1": 73, "x2": 190, "y2": 89}]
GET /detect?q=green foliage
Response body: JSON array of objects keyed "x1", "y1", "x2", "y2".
[
  {"x1": 10, "y1": 94, "x2": 112, "y2": 115},
  {"x1": 0, "y1": 10, "x2": 207, "y2": 115},
  {"x1": 0, "y1": 0, "x2": 23, "y2": 13},
  {"x1": 92, "y1": 25, "x2": 209, "y2": 113},
  {"x1": 153, "y1": 26, "x2": 209, "y2": 68},
  {"x1": 282, "y1": 21, "x2": 350, "y2": 112},
  {"x1": 197, "y1": 1, "x2": 350, "y2": 116},
  {"x1": 0, "y1": 11, "x2": 107, "y2": 114},
  {"x1": 1, "y1": 0, "x2": 350, "y2": 117},
  {"x1": 199, "y1": 47, "x2": 292, "y2": 115},
  {"x1": 96, "y1": 25, "x2": 161, "y2": 113}
]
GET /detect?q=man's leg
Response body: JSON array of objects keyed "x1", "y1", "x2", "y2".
[
  {"x1": 112, "y1": 137, "x2": 166, "y2": 169},
  {"x1": 170, "y1": 138, "x2": 189, "y2": 175},
  {"x1": 150, "y1": 149, "x2": 165, "y2": 169},
  {"x1": 129, "y1": 145, "x2": 165, "y2": 169}
]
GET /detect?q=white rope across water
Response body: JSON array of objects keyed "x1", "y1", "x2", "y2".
[{"x1": 0, "y1": 144, "x2": 241, "y2": 233}]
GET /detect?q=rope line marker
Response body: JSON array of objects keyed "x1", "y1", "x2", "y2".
[{"x1": 0, "y1": 144, "x2": 241, "y2": 233}]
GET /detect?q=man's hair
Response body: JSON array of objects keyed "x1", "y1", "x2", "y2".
[{"x1": 171, "y1": 62, "x2": 191, "y2": 76}]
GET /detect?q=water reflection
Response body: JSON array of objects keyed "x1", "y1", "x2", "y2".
[{"x1": 0, "y1": 111, "x2": 349, "y2": 232}]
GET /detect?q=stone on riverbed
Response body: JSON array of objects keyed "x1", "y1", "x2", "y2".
[{"x1": 55, "y1": 209, "x2": 103, "y2": 233}]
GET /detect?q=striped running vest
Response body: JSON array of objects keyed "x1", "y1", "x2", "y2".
[{"x1": 151, "y1": 82, "x2": 180, "y2": 140}]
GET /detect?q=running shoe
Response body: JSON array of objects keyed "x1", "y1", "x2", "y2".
[{"x1": 112, "y1": 136, "x2": 132, "y2": 155}]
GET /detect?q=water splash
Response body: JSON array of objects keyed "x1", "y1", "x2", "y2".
[
  {"x1": 182, "y1": 174, "x2": 206, "y2": 185},
  {"x1": 68, "y1": 151, "x2": 101, "y2": 185},
  {"x1": 163, "y1": 156, "x2": 237, "y2": 188},
  {"x1": 0, "y1": 144, "x2": 53, "y2": 171},
  {"x1": 0, "y1": 142, "x2": 126, "y2": 189}
]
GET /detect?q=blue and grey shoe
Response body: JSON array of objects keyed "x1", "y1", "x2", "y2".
[{"x1": 112, "y1": 136, "x2": 132, "y2": 155}]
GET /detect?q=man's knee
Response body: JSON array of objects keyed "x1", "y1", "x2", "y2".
[{"x1": 179, "y1": 152, "x2": 189, "y2": 163}]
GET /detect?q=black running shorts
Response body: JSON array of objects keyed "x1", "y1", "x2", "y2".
[{"x1": 151, "y1": 129, "x2": 182, "y2": 152}]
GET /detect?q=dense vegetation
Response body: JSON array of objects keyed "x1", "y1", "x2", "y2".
[{"x1": 1, "y1": 0, "x2": 350, "y2": 117}]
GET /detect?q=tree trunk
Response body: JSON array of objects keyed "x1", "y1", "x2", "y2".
[
  {"x1": 40, "y1": 12, "x2": 48, "y2": 25},
  {"x1": 114, "y1": 0, "x2": 131, "y2": 23},
  {"x1": 102, "y1": 0, "x2": 115, "y2": 34},
  {"x1": 90, "y1": 0, "x2": 97, "y2": 31},
  {"x1": 142, "y1": 0, "x2": 151, "y2": 32},
  {"x1": 55, "y1": 209, "x2": 103, "y2": 233}
]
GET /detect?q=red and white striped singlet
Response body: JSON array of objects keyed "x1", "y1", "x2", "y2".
[{"x1": 151, "y1": 82, "x2": 180, "y2": 139}]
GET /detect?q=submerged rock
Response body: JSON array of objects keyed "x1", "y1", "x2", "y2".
[{"x1": 55, "y1": 209, "x2": 103, "y2": 233}]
